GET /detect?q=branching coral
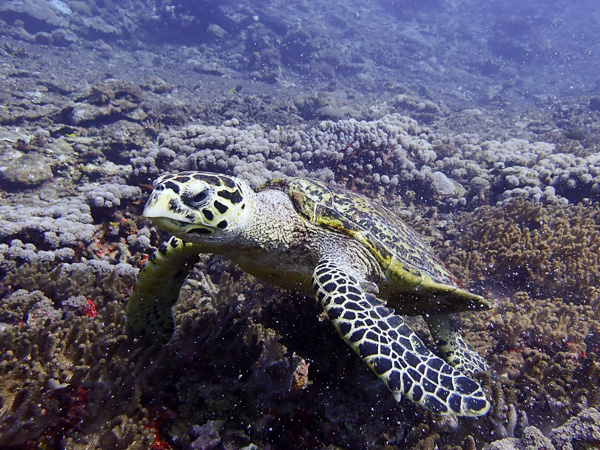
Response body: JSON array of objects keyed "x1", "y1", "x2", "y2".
[
  {"x1": 0, "y1": 301, "x2": 156, "y2": 447},
  {"x1": 487, "y1": 291, "x2": 599, "y2": 356},
  {"x1": 3, "y1": 259, "x2": 137, "y2": 308},
  {"x1": 443, "y1": 198, "x2": 600, "y2": 301},
  {"x1": 438, "y1": 197, "x2": 600, "y2": 441}
]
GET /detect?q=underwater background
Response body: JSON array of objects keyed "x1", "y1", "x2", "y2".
[{"x1": 1, "y1": 0, "x2": 600, "y2": 448}]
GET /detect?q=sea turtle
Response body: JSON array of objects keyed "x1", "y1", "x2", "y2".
[{"x1": 126, "y1": 171, "x2": 491, "y2": 416}]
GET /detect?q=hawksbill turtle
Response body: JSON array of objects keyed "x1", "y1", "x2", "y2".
[{"x1": 126, "y1": 171, "x2": 491, "y2": 416}]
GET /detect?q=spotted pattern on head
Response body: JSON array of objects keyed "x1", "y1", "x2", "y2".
[{"x1": 144, "y1": 171, "x2": 247, "y2": 237}]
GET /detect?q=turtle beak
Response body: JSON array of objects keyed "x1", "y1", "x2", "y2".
[{"x1": 143, "y1": 188, "x2": 195, "y2": 234}]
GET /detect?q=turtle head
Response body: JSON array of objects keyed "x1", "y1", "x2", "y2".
[{"x1": 143, "y1": 172, "x2": 252, "y2": 245}]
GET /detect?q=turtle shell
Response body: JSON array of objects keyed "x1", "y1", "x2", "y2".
[{"x1": 260, "y1": 177, "x2": 489, "y2": 315}]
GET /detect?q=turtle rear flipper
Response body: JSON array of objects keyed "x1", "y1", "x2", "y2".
[
  {"x1": 312, "y1": 259, "x2": 490, "y2": 417},
  {"x1": 426, "y1": 314, "x2": 491, "y2": 375},
  {"x1": 126, "y1": 236, "x2": 202, "y2": 344}
]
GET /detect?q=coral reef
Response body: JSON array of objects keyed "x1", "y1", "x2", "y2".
[
  {"x1": 129, "y1": 114, "x2": 600, "y2": 209},
  {"x1": 488, "y1": 408, "x2": 600, "y2": 449},
  {"x1": 444, "y1": 199, "x2": 600, "y2": 300},
  {"x1": 0, "y1": 0, "x2": 598, "y2": 444},
  {"x1": 551, "y1": 407, "x2": 600, "y2": 449},
  {"x1": 0, "y1": 297, "x2": 157, "y2": 447},
  {"x1": 0, "y1": 200, "x2": 95, "y2": 250},
  {"x1": 0, "y1": 23, "x2": 598, "y2": 443},
  {"x1": 1, "y1": 106, "x2": 599, "y2": 446},
  {"x1": 437, "y1": 198, "x2": 600, "y2": 445},
  {"x1": 57, "y1": 79, "x2": 146, "y2": 127}
]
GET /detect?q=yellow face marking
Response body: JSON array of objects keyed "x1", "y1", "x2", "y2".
[{"x1": 143, "y1": 172, "x2": 248, "y2": 240}]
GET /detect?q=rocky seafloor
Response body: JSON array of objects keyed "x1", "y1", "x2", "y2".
[{"x1": 1, "y1": 0, "x2": 600, "y2": 449}]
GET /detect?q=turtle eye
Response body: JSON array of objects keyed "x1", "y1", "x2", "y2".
[{"x1": 181, "y1": 189, "x2": 210, "y2": 208}]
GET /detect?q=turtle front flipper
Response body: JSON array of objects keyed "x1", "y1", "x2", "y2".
[
  {"x1": 425, "y1": 314, "x2": 491, "y2": 375},
  {"x1": 126, "y1": 236, "x2": 202, "y2": 344},
  {"x1": 312, "y1": 259, "x2": 490, "y2": 416}
]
